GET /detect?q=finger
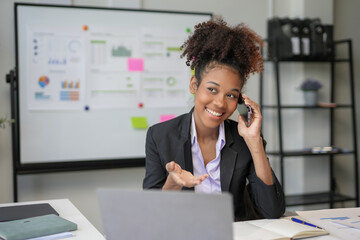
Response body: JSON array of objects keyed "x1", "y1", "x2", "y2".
[
  {"x1": 251, "y1": 103, "x2": 261, "y2": 115},
  {"x1": 199, "y1": 174, "x2": 209, "y2": 181},
  {"x1": 241, "y1": 94, "x2": 254, "y2": 103},
  {"x1": 241, "y1": 94, "x2": 256, "y2": 108},
  {"x1": 241, "y1": 93, "x2": 250, "y2": 104},
  {"x1": 193, "y1": 178, "x2": 203, "y2": 186},
  {"x1": 165, "y1": 161, "x2": 175, "y2": 172},
  {"x1": 193, "y1": 174, "x2": 209, "y2": 185}
]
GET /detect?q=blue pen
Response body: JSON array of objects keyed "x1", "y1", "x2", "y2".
[{"x1": 291, "y1": 217, "x2": 323, "y2": 229}]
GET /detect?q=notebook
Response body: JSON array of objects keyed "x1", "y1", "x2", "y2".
[
  {"x1": 0, "y1": 203, "x2": 59, "y2": 222},
  {"x1": 97, "y1": 189, "x2": 234, "y2": 240},
  {"x1": 233, "y1": 218, "x2": 329, "y2": 240},
  {"x1": 0, "y1": 214, "x2": 77, "y2": 240}
]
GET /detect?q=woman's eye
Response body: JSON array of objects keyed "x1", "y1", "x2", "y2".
[
  {"x1": 208, "y1": 88, "x2": 216, "y2": 93},
  {"x1": 227, "y1": 93, "x2": 237, "y2": 98}
]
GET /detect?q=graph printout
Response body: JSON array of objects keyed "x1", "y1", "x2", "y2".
[{"x1": 297, "y1": 207, "x2": 360, "y2": 240}]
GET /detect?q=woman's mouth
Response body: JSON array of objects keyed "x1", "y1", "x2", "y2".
[{"x1": 206, "y1": 108, "x2": 224, "y2": 118}]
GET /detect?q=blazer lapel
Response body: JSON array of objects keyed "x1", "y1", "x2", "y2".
[
  {"x1": 177, "y1": 109, "x2": 194, "y2": 173},
  {"x1": 220, "y1": 121, "x2": 238, "y2": 192},
  {"x1": 177, "y1": 109, "x2": 194, "y2": 191}
]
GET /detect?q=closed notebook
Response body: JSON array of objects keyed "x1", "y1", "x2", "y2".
[
  {"x1": 0, "y1": 214, "x2": 77, "y2": 240},
  {"x1": 0, "y1": 204, "x2": 58, "y2": 222}
]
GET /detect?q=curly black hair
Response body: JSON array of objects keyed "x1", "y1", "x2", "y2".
[{"x1": 180, "y1": 18, "x2": 263, "y2": 87}]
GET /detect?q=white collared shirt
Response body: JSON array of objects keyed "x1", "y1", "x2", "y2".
[{"x1": 190, "y1": 114, "x2": 225, "y2": 193}]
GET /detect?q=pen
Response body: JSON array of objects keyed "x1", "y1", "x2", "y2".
[{"x1": 291, "y1": 217, "x2": 323, "y2": 229}]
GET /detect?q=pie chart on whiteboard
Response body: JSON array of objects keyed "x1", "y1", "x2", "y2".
[{"x1": 38, "y1": 75, "x2": 49, "y2": 88}]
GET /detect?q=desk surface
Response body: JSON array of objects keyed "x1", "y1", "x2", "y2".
[
  {"x1": 1, "y1": 199, "x2": 355, "y2": 240},
  {"x1": 0, "y1": 199, "x2": 105, "y2": 240}
]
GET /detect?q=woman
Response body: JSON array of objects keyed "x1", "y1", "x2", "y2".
[{"x1": 143, "y1": 18, "x2": 285, "y2": 220}]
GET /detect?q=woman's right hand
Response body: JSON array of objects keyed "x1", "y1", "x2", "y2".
[{"x1": 162, "y1": 161, "x2": 209, "y2": 190}]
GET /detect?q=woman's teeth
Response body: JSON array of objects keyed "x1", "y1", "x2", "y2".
[{"x1": 206, "y1": 108, "x2": 223, "y2": 117}]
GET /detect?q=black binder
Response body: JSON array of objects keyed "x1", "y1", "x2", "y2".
[
  {"x1": 0, "y1": 203, "x2": 59, "y2": 222},
  {"x1": 267, "y1": 17, "x2": 334, "y2": 60},
  {"x1": 267, "y1": 17, "x2": 293, "y2": 59}
]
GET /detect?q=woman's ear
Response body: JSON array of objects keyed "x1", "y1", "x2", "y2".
[{"x1": 189, "y1": 76, "x2": 198, "y2": 94}]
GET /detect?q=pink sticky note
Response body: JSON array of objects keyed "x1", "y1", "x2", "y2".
[
  {"x1": 160, "y1": 114, "x2": 176, "y2": 122},
  {"x1": 128, "y1": 58, "x2": 144, "y2": 72}
]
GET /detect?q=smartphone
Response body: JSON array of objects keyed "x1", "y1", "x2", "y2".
[{"x1": 237, "y1": 94, "x2": 252, "y2": 127}]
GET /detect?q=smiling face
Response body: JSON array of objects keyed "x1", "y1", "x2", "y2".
[{"x1": 190, "y1": 63, "x2": 243, "y2": 133}]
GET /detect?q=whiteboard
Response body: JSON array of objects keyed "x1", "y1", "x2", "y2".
[{"x1": 15, "y1": 3, "x2": 211, "y2": 168}]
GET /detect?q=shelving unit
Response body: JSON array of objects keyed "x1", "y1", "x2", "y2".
[{"x1": 260, "y1": 39, "x2": 359, "y2": 208}]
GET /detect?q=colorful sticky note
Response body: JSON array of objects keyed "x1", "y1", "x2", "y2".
[
  {"x1": 160, "y1": 114, "x2": 176, "y2": 122},
  {"x1": 128, "y1": 58, "x2": 144, "y2": 72},
  {"x1": 131, "y1": 117, "x2": 148, "y2": 129}
]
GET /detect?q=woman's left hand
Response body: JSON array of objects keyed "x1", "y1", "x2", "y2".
[{"x1": 237, "y1": 94, "x2": 262, "y2": 140}]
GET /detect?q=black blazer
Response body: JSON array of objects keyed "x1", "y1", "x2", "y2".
[{"x1": 143, "y1": 109, "x2": 285, "y2": 219}]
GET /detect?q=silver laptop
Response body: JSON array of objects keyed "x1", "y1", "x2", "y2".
[{"x1": 97, "y1": 189, "x2": 234, "y2": 240}]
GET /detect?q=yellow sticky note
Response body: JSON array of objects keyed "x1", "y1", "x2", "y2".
[{"x1": 131, "y1": 117, "x2": 148, "y2": 129}]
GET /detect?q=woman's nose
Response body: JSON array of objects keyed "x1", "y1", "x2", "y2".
[{"x1": 213, "y1": 95, "x2": 226, "y2": 107}]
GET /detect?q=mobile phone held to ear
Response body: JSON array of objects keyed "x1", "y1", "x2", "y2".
[{"x1": 237, "y1": 94, "x2": 252, "y2": 127}]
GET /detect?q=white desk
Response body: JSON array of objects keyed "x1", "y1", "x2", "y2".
[{"x1": 0, "y1": 199, "x2": 105, "y2": 240}]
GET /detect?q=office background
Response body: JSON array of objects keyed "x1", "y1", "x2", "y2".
[{"x1": 0, "y1": 0, "x2": 359, "y2": 233}]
